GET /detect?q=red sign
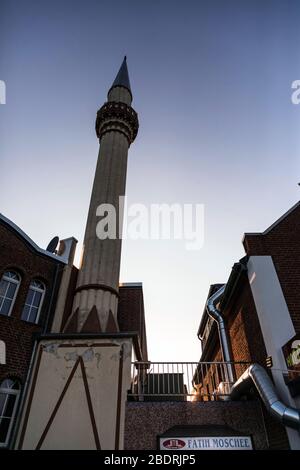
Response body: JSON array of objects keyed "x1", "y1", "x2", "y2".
[{"x1": 162, "y1": 439, "x2": 186, "y2": 449}]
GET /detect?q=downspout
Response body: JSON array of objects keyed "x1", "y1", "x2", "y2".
[
  {"x1": 9, "y1": 338, "x2": 38, "y2": 449},
  {"x1": 230, "y1": 363, "x2": 300, "y2": 431},
  {"x1": 43, "y1": 262, "x2": 63, "y2": 333},
  {"x1": 206, "y1": 285, "x2": 235, "y2": 383}
]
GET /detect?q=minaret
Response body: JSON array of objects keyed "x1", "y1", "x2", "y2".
[
  {"x1": 67, "y1": 57, "x2": 139, "y2": 333},
  {"x1": 16, "y1": 59, "x2": 139, "y2": 450}
]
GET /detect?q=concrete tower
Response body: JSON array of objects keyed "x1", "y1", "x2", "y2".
[{"x1": 67, "y1": 57, "x2": 139, "y2": 334}]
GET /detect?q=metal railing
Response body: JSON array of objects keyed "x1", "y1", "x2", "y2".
[{"x1": 129, "y1": 361, "x2": 250, "y2": 402}]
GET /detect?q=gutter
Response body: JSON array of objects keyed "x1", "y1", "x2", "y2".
[
  {"x1": 198, "y1": 259, "x2": 247, "y2": 343},
  {"x1": 219, "y1": 258, "x2": 247, "y2": 311},
  {"x1": 205, "y1": 285, "x2": 235, "y2": 383},
  {"x1": 230, "y1": 363, "x2": 300, "y2": 431}
]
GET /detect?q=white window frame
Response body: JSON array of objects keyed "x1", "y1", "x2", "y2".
[
  {"x1": 0, "y1": 271, "x2": 21, "y2": 317},
  {"x1": 22, "y1": 280, "x2": 45, "y2": 324},
  {"x1": 0, "y1": 379, "x2": 21, "y2": 448}
]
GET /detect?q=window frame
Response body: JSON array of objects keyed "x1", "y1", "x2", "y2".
[
  {"x1": 0, "y1": 379, "x2": 21, "y2": 448},
  {"x1": 0, "y1": 271, "x2": 21, "y2": 317},
  {"x1": 21, "y1": 279, "x2": 46, "y2": 324}
]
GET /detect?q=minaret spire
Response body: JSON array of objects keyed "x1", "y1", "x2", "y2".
[
  {"x1": 109, "y1": 56, "x2": 132, "y2": 98},
  {"x1": 67, "y1": 58, "x2": 139, "y2": 334}
]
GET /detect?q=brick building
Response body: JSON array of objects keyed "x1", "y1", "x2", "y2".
[
  {"x1": 197, "y1": 201, "x2": 300, "y2": 449},
  {"x1": 0, "y1": 213, "x2": 148, "y2": 448},
  {"x1": 0, "y1": 213, "x2": 74, "y2": 447},
  {"x1": 1, "y1": 56, "x2": 299, "y2": 450}
]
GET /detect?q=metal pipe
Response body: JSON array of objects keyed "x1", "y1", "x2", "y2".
[
  {"x1": 206, "y1": 285, "x2": 235, "y2": 383},
  {"x1": 230, "y1": 363, "x2": 300, "y2": 431},
  {"x1": 43, "y1": 262, "x2": 63, "y2": 334},
  {"x1": 10, "y1": 339, "x2": 38, "y2": 449}
]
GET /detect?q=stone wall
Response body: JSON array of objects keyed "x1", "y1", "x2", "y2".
[{"x1": 124, "y1": 400, "x2": 268, "y2": 450}]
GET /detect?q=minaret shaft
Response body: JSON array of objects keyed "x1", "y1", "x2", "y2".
[
  {"x1": 73, "y1": 131, "x2": 129, "y2": 330},
  {"x1": 66, "y1": 58, "x2": 139, "y2": 333}
]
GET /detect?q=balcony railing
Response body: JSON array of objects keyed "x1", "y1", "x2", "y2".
[{"x1": 129, "y1": 361, "x2": 250, "y2": 401}]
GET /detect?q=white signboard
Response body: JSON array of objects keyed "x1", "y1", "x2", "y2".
[{"x1": 160, "y1": 436, "x2": 253, "y2": 451}]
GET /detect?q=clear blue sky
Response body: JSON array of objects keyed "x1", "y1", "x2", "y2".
[{"x1": 1, "y1": 0, "x2": 300, "y2": 361}]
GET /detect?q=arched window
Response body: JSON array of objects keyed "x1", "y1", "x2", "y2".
[
  {"x1": 0, "y1": 379, "x2": 21, "y2": 447},
  {"x1": 21, "y1": 280, "x2": 45, "y2": 324},
  {"x1": 0, "y1": 271, "x2": 21, "y2": 316}
]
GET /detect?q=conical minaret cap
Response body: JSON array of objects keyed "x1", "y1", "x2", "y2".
[{"x1": 108, "y1": 56, "x2": 132, "y2": 99}]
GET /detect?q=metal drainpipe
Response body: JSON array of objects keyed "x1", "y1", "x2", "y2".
[
  {"x1": 9, "y1": 338, "x2": 38, "y2": 449},
  {"x1": 43, "y1": 261, "x2": 63, "y2": 334},
  {"x1": 230, "y1": 363, "x2": 300, "y2": 431},
  {"x1": 206, "y1": 285, "x2": 235, "y2": 383}
]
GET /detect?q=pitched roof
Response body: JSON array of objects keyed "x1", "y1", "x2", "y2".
[
  {"x1": 0, "y1": 213, "x2": 67, "y2": 264},
  {"x1": 243, "y1": 200, "x2": 300, "y2": 239}
]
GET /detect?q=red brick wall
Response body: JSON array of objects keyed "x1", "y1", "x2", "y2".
[
  {"x1": 243, "y1": 203, "x2": 300, "y2": 333},
  {"x1": 202, "y1": 277, "x2": 267, "y2": 375},
  {"x1": 118, "y1": 286, "x2": 148, "y2": 361},
  {"x1": 0, "y1": 315, "x2": 40, "y2": 382},
  {"x1": 225, "y1": 275, "x2": 267, "y2": 368},
  {"x1": 0, "y1": 222, "x2": 61, "y2": 384},
  {"x1": 223, "y1": 275, "x2": 289, "y2": 449},
  {"x1": 202, "y1": 274, "x2": 289, "y2": 448}
]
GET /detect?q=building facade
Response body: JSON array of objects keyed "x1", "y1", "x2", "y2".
[
  {"x1": 0, "y1": 213, "x2": 76, "y2": 447},
  {"x1": 197, "y1": 202, "x2": 300, "y2": 449},
  {"x1": 1, "y1": 57, "x2": 299, "y2": 450}
]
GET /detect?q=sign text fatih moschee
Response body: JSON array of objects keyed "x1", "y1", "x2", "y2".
[{"x1": 160, "y1": 436, "x2": 253, "y2": 450}]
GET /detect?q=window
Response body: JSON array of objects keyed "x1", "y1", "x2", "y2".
[
  {"x1": 21, "y1": 280, "x2": 45, "y2": 324},
  {"x1": 0, "y1": 271, "x2": 21, "y2": 316},
  {"x1": 0, "y1": 379, "x2": 21, "y2": 447}
]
